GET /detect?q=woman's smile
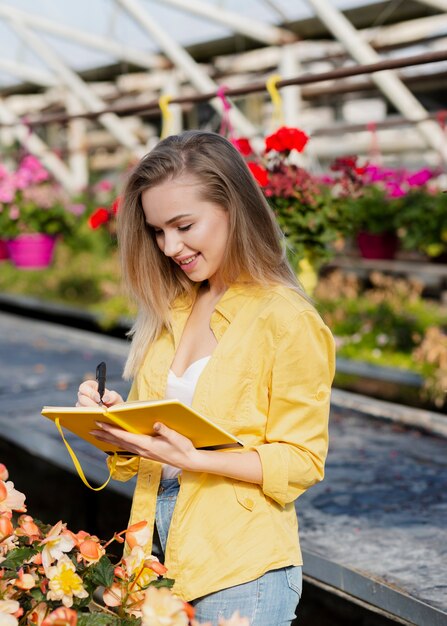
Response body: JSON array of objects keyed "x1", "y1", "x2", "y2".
[{"x1": 141, "y1": 175, "x2": 229, "y2": 289}]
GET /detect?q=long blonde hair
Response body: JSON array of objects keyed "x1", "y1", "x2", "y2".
[{"x1": 118, "y1": 130, "x2": 305, "y2": 378}]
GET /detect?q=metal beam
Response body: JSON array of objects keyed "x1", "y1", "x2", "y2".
[
  {"x1": 0, "y1": 98, "x2": 78, "y2": 193},
  {"x1": 153, "y1": 0, "x2": 295, "y2": 45},
  {"x1": 0, "y1": 3, "x2": 167, "y2": 71},
  {"x1": 115, "y1": 0, "x2": 257, "y2": 137},
  {"x1": 7, "y1": 16, "x2": 145, "y2": 156},
  {"x1": 304, "y1": 0, "x2": 447, "y2": 162},
  {"x1": 414, "y1": 0, "x2": 447, "y2": 10},
  {"x1": 0, "y1": 59, "x2": 56, "y2": 87}
]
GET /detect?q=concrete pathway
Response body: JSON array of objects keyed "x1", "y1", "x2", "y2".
[{"x1": 0, "y1": 312, "x2": 446, "y2": 625}]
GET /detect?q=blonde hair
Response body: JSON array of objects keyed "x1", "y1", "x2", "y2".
[{"x1": 118, "y1": 130, "x2": 305, "y2": 379}]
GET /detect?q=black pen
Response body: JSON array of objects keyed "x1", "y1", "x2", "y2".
[{"x1": 96, "y1": 361, "x2": 107, "y2": 405}]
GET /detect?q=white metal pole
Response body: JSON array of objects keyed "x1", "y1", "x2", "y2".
[
  {"x1": 279, "y1": 45, "x2": 303, "y2": 128},
  {"x1": 65, "y1": 94, "x2": 89, "y2": 190},
  {"x1": 0, "y1": 99, "x2": 78, "y2": 193},
  {"x1": 115, "y1": 0, "x2": 257, "y2": 137},
  {"x1": 0, "y1": 3, "x2": 166, "y2": 71},
  {"x1": 0, "y1": 59, "x2": 57, "y2": 87},
  {"x1": 153, "y1": 0, "x2": 295, "y2": 45},
  {"x1": 8, "y1": 18, "x2": 145, "y2": 156},
  {"x1": 162, "y1": 71, "x2": 183, "y2": 137},
  {"x1": 304, "y1": 0, "x2": 447, "y2": 161}
]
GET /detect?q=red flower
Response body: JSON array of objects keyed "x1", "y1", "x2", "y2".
[
  {"x1": 231, "y1": 137, "x2": 253, "y2": 156},
  {"x1": 111, "y1": 196, "x2": 121, "y2": 215},
  {"x1": 88, "y1": 207, "x2": 110, "y2": 229},
  {"x1": 265, "y1": 126, "x2": 309, "y2": 154},
  {"x1": 248, "y1": 162, "x2": 268, "y2": 187}
]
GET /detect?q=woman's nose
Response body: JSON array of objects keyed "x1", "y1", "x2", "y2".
[{"x1": 163, "y1": 231, "x2": 183, "y2": 257}]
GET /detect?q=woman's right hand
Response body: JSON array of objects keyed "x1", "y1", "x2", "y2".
[{"x1": 76, "y1": 380, "x2": 124, "y2": 407}]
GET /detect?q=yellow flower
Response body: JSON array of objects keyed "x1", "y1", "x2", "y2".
[
  {"x1": 124, "y1": 546, "x2": 158, "y2": 591},
  {"x1": 46, "y1": 555, "x2": 88, "y2": 608},
  {"x1": 141, "y1": 587, "x2": 188, "y2": 626}
]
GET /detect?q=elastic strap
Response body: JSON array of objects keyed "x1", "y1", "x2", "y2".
[
  {"x1": 159, "y1": 94, "x2": 173, "y2": 139},
  {"x1": 266, "y1": 74, "x2": 284, "y2": 128},
  {"x1": 55, "y1": 418, "x2": 117, "y2": 491}
]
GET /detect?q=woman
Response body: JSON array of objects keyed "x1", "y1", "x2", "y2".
[{"x1": 77, "y1": 130, "x2": 335, "y2": 625}]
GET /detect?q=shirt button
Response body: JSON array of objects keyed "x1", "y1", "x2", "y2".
[{"x1": 244, "y1": 498, "x2": 254, "y2": 509}]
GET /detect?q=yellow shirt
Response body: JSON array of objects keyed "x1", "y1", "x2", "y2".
[{"x1": 111, "y1": 282, "x2": 335, "y2": 601}]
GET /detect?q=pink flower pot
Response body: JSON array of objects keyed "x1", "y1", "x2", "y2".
[
  {"x1": 356, "y1": 231, "x2": 398, "y2": 260},
  {"x1": 0, "y1": 239, "x2": 9, "y2": 261},
  {"x1": 7, "y1": 233, "x2": 57, "y2": 269}
]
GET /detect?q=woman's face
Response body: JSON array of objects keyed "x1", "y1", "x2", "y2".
[{"x1": 141, "y1": 175, "x2": 230, "y2": 288}]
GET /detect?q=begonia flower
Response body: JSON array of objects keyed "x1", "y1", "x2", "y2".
[
  {"x1": 0, "y1": 599, "x2": 20, "y2": 626},
  {"x1": 42, "y1": 606, "x2": 78, "y2": 626},
  {"x1": 78, "y1": 538, "x2": 105, "y2": 564},
  {"x1": 40, "y1": 521, "x2": 75, "y2": 571},
  {"x1": 46, "y1": 555, "x2": 88, "y2": 608},
  {"x1": 0, "y1": 481, "x2": 26, "y2": 514},
  {"x1": 0, "y1": 514, "x2": 13, "y2": 541},
  {"x1": 0, "y1": 465, "x2": 8, "y2": 481},
  {"x1": 141, "y1": 586, "x2": 188, "y2": 626},
  {"x1": 125, "y1": 520, "x2": 150, "y2": 549}
]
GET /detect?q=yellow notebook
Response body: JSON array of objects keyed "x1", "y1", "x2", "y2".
[{"x1": 42, "y1": 400, "x2": 244, "y2": 454}]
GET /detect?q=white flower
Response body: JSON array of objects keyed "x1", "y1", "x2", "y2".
[
  {"x1": 40, "y1": 521, "x2": 75, "y2": 571},
  {"x1": 0, "y1": 599, "x2": 20, "y2": 626},
  {"x1": 141, "y1": 586, "x2": 188, "y2": 626},
  {"x1": 46, "y1": 554, "x2": 88, "y2": 608},
  {"x1": 0, "y1": 481, "x2": 26, "y2": 514}
]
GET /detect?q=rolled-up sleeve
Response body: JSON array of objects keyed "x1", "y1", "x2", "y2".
[{"x1": 254, "y1": 310, "x2": 335, "y2": 507}]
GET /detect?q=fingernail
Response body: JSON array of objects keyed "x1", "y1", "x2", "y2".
[
  {"x1": 102, "y1": 393, "x2": 111, "y2": 403},
  {"x1": 153, "y1": 423, "x2": 161, "y2": 432},
  {"x1": 95, "y1": 422, "x2": 103, "y2": 428}
]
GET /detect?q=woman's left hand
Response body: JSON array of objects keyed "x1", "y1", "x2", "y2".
[{"x1": 90, "y1": 422, "x2": 200, "y2": 470}]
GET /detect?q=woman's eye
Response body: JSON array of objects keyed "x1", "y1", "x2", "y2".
[{"x1": 178, "y1": 224, "x2": 192, "y2": 232}]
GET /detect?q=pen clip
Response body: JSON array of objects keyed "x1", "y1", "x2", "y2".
[{"x1": 96, "y1": 361, "x2": 107, "y2": 405}]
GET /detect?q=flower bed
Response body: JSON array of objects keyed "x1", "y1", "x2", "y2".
[{"x1": 0, "y1": 463, "x2": 248, "y2": 625}]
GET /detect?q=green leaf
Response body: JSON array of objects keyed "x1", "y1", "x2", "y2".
[
  {"x1": 150, "y1": 577, "x2": 175, "y2": 589},
  {"x1": 87, "y1": 555, "x2": 115, "y2": 588},
  {"x1": 0, "y1": 547, "x2": 35, "y2": 571},
  {"x1": 29, "y1": 588, "x2": 46, "y2": 602},
  {"x1": 77, "y1": 613, "x2": 124, "y2": 626}
]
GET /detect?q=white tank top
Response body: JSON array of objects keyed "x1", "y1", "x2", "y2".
[{"x1": 162, "y1": 356, "x2": 211, "y2": 479}]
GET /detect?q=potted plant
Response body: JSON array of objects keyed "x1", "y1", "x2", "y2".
[
  {"x1": 233, "y1": 127, "x2": 338, "y2": 291},
  {"x1": 328, "y1": 157, "x2": 403, "y2": 259},
  {"x1": 329, "y1": 159, "x2": 442, "y2": 260},
  {"x1": 0, "y1": 155, "x2": 76, "y2": 269},
  {"x1": 394, "y1": 185, "x2": 447, "y2": 262}
]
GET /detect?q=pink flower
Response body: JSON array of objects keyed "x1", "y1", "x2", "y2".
[
  {"x1": 406, "y1": 168, "x2": 433, "y2": 187},
  {"x1": 9, "y1": 206, "x2": 19, "y2": 220},
  {"x1": 96, "y1": 180, "x2": 114, "y2": 192},
  {"x1": 67, "y1": 203, "x2": 86, "y2": 216}
]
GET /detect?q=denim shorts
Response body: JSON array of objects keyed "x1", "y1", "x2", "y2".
[{"x1": 155, "y1": 478, "x2": 302, "y2": 626}]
